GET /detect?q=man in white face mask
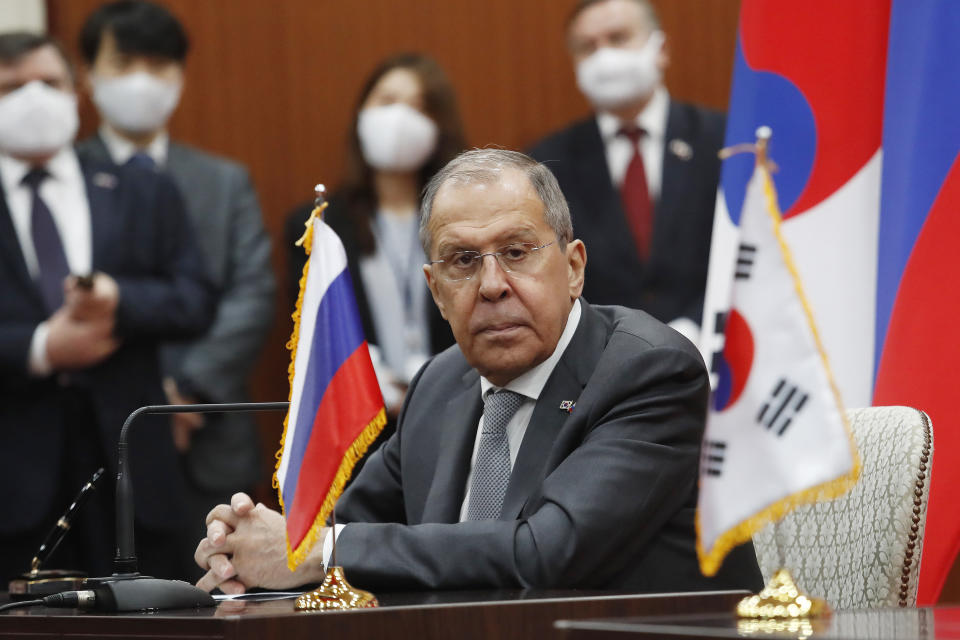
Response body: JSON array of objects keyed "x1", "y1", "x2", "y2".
[
  {"x1": 528, "y1": 0, "x2": 725, "y2": 345},
  {"x1": 0, "y1": 32, "x2": 216, "y2": 581},
  {"x1": 74, "y1": 1, "x2": 275, "y2": 573}
]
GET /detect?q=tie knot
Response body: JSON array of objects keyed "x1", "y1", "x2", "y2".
[
  {"x1": 126, "y1": 152, "x2": 156, "y2": 171},
  {"x1": 21, "y1": 167, "x2": 49, "y2": 191},
  {"x1": 482, "y1": 390, "x2": 524, "y2": 434},
  {"x1": 618, "y1": 126, "x2": 646, "y2": 144}
]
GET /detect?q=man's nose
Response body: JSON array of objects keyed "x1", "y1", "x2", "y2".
[{"x1": 477, "y1": 254, "x2": 510, "y2": 301}]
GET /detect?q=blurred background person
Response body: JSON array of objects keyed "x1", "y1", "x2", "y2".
[
  {"x1": 529, "y1": 0, "x2": 724, "y2": 344},
  {"x1": 0, "y1": 31, "x2": 214, "y2": 580},
  {"x1": 73, "y1": 0, "x2": 275, "y2": 567},
  {"x1": 285, "y1": 52, "x2": 465, "y2": 422}
]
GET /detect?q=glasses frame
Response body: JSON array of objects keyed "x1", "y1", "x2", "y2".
[{"x1": 429, "y1": 240, "x2": 557, "y2": 282}]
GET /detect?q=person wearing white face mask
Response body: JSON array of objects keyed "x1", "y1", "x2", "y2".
[
  {"x1": 285, "y1": 53, "x2": 466, "y2": 435},
  {"x1": 0, "y1": 31, "x2": 216, "y2": 581},
  {"x1": 74, "y1": 1, "x2": 275, "y2": 578},
  {"x1": 529, "y1": 0, "x2": 725, "y2": 346}
]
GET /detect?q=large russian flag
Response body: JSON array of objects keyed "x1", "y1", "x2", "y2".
[
  {"x1": 873, "y1": 1, "x2": 960, "y2": 605},
  {"x1": 276, "y1": 208, "x2": 385, "y2": 570},
  {"x1": 701, "y1": 0, "x2": 960, "y2": 603}
]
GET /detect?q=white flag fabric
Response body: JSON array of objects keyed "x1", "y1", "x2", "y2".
[{"x1": 696, "y1": 160, "x2": 860, "y2": 577}]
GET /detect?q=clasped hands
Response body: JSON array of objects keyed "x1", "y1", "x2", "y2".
[
  {"x1": 46, "y1": 273, "x2": 121, "y2": 369},
  {"x1": 195, "y1": 492, "x2": 328, "y2": 594}
]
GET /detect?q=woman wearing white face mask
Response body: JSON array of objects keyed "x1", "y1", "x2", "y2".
[{"x1": 285, "y1": 53, "x2": 466, "y2": 424}]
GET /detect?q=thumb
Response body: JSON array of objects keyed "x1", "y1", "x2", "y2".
[{"x1": 230, "y1": 492, "x2": 256, "y2": 515}]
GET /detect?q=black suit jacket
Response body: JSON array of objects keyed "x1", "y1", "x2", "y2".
[
  {"x1": 284, "y1": 197, "x2": 454, "y2": 357},
  {"x1": 528, "y1": 101, "x2": 725, "y2": 324},
  {"x1": 333, "y1": 301, "x2": 761, "y2": 591},
  {"x1": 0, "y1": 155, "x2": 216, "y2": 534}
]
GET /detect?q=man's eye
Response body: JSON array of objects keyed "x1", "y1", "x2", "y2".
[
  {"x1": 502, "y1": 246, "x2": 529, "y2": 262},
  {"x1": 450, "y1": 253, "x2": 476, "y2": 267}
]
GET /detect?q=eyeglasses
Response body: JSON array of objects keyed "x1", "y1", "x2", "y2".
[{"x1": 430, "y1": 241, "x2": 556, "y2": 282}]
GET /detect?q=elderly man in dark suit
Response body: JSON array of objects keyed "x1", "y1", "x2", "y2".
[
  {"x1": 193, "y1": 149, "x2": 760, "y2": 593},
  {"x1": 73, "y1": 0, "x2": 274, "y2": 552},
  {"x1": 0, "y1": 32, "x2": 215, "y2": 580},
  {"x1": 529, "y1": 0, "x2": 724, "y2": 344}
]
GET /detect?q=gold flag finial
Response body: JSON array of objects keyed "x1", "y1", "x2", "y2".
[{"x1": 295, "y1": 183, "x2": 329, "y2": 248}]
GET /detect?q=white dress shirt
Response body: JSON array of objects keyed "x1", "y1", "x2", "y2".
[
  {"x1": 458, "y1": 298, "x2": 583, "y2": 520},
  {"x1": 322, "y1": 299, "x2": 584, "y2": 566},
  {"x1": 596, "y1": 85, "x2": 669, "y2": 200},
  {"x1": 0, "y1": 148, "x2": 93, "y2": 376},
  {"x1": 99, "y1": 124, "x2": 169, "y2": 167}
]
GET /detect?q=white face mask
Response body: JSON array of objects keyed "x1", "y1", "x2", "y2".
[
  {"x1": 357, "y1": 103, "x2": 439, "y2": 172},
  {"x1": 91, "y1": 71, "x2": 182, "y2": 134},
  {"x1": 576, "y1": 30, "x2": 665, "y2": 111},
  {"x1": 0, "y1": 81, "x2": 78, "y2": 157}
]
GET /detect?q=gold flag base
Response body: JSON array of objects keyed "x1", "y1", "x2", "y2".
[
  {"x1": 736, "y1": 568, "x2": 830, "y2": 619},
  {"x1": 294, "y1": 566, "x2": 379, "y2": 612}
]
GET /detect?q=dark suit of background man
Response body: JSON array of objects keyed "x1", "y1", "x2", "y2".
[
  {"x1": 0, "y1": 33, "x2": 215, "y2": 580},
  {"x1": 73, "y1": 0, "x2": 275, "y2": 564},
  {"x1": 194, "y1": 149, "x2": 761, "y2": 594},
  {"x1": 528, "y1": 0, "x2": 724, "y2": 345}
]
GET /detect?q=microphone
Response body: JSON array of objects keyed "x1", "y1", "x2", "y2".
[{"x1": 84, "y1": 401, "x2": 289, "y2": 611}]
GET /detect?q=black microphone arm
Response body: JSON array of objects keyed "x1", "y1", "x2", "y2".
[{"x1": 93, "y1": 401, "x2": 289, "y2": 611}]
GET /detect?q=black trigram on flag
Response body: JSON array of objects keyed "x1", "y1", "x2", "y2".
[
  {"x1": 708, "y1": 311, "x2": 728, "y2": 377},
  {"x1": 756, "y1": 378, "x2": 809, "y2": 436},
  {"x1": 701, "y1": 440, "x2": 727, "y2": 476},
  {"x1": 735, "y1": 243, "x2": 757, "y2": 280}
]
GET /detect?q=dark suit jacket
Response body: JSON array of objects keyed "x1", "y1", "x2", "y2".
[
  {"x1": 333, "y1": 301, "x2": 762, "y2": 591},
  {"x1": 0, "y1": 155, "x2": 216, "y2": 534},
  {"x1": 284, "y1": 197, "x2": 454, "y2": 358},
  {"x1": 77, "y1": 136, "x2": 275, "y2": 492},
  {"x1": 528, "y1": 101, "x2": 725, "y2": 325}
]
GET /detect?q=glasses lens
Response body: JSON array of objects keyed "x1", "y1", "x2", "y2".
[{"x1": 436, "y1": 242, "x2": 552, "y2": 281}]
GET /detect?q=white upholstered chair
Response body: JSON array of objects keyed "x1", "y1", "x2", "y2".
[{"x1": 752, "y1": 406, "x2": 932, "y2": 609}]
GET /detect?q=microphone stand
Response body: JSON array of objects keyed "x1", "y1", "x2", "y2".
[{"x1": 84, "y1": 401, "x2": 289, "y2": 611}]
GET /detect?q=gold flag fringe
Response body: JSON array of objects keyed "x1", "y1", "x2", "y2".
[
  {"x1": 274, "y1": 202, "x2": 388, "y2": 571},
  {"x1": 696, "y1": 164, "x2": 862, "y2": 577}
]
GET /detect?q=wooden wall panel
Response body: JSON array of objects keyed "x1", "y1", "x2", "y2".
[{"x1": 46, "y1": 0, "x2": 740, "y2": 501}]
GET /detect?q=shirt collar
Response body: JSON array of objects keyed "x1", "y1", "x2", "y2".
[
  {"x1": 480, "y1": 298, "x2": 583, "y2": 401},
  {"x1": 99, "y1": 124, "x2": 169, "y2": 167},
  {"x1": 596, "y1": 85, "x2": 670, "y2": 142},
  {"x1": 0, "y1": 146, "x2": 82, "y2": 192}
]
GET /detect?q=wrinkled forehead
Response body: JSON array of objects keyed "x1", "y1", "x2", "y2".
[
  {"x1": 429, "y1": 168, "x2": 548, "y2": 250},
  {"x1": 568, "y1": 0, "x2": 654, "y2": 42}
]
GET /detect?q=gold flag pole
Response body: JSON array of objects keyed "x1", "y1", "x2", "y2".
[{"x1": 291, "y1": 184, "x2": 378, "y2": 613}]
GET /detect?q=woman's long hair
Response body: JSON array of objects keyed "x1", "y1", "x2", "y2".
[{"x1": 341, "y1": 53, "x2": 467, "y2": 254}]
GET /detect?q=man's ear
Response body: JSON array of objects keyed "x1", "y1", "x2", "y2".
[
  {"x1": 566, "y1": 239, "x2": 586, "y2": 300},
  {"x1": 423, "y1": 264, "x2": 447, "y2": 320}
]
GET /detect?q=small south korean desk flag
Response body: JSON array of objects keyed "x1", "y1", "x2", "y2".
[{"x1": 696, "y1": 128, "x2": 860, "y2": 578}]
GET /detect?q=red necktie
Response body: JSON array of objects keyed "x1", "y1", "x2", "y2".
[{"x1": 619, "y1": 127, "x2": 652, "y2": 261}]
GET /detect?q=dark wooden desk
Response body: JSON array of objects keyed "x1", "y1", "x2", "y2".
[
  {"x1": 555, "y1": 606, "x2": 960, "y2": 639},
  {"x1": 0, "y1": 589, "x2": 746, "y2": 639}
]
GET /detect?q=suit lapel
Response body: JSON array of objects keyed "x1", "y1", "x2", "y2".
[
  {"x1": 420, "y1": 367, "x2": 484, "y2": 522},
  {"x1": 570, "y1": 119, "x2": 646, "y2": 274},
  {"x1": 0, "y1": 183, "x2": 42, "y2": 306},
  {"x1": 500, "y1": 301, "x2": 609, "y2": 519},
  {"x1": 655, "y1": 101, "x2": 693, "y2": 249},
  {"x1": 81, "y1": 160, "x2": 120, "y2": 271}
]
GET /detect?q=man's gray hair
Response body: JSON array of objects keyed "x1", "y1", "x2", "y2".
[{"x1": 419, "y1": 149, "x2": 574, "y2": 255}]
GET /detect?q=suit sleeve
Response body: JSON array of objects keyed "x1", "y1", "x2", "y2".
[
  {"x1": 334, "y1": 339, "x2": 708, "y2": 589},
  {"x1": 113, "y1": 172, "x2": 217, "y2": 339},
  {"x1": 173, "y1": 167, "x2": 274, "y2": 402}
]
